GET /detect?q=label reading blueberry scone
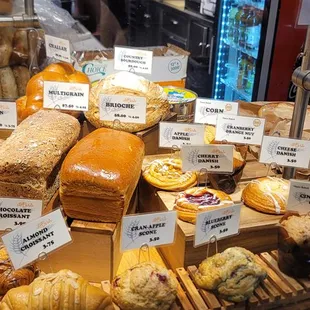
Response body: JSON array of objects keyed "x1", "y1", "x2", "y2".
[
  {"x1": 0, "y1": 101, "x2": 17, "y2": 129},
  {"x1": 287, "y1": 179, "x2": 310, "y2": 213},
  {"x1": 121, "y1": 211, "x2": 177, "y2": 251}
]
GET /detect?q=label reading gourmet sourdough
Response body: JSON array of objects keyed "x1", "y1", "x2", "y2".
[
  {"x1": 114, "y1": 46, "x2": 153, "y2": 74},
  {"x1": 181, "y1": 144, "x2": 234, "y2": 173},
  {"x1": 121, "y1": 211, "x2": 177, "y2": 251},
  {"x1": 215, "y1": 115, "x2": 265, "y2": 145},
  {"x1": 99, "y1": 94, "x2": 146, "y2": 124},
  {"x1": 2, "y1": 209, "x2": 72, "y2": 269},
  {"x1": 195, "y1": 204, "x2": 241, "y2": 247},
  {"x1": 43, "y1": 81, "x2": 89, "y2": 111},
  {"x1": 45, "y1": 35, "x2": 71, "y2": 63},
  {"x1": 259, "y1": 136, "x2": 310, "y2": 169},
  {"x1": 0, "y1": 198, "x2": 42, "y2": 230},
  {"x1": 159, "y1": 122, "x2": 205, "y2": 148},
  {"x1": 194, "y1": 99, "x2": 239, "y2": 125},
  {"x1": 287, "y1": 179, "x2": 310, "y2": 213},
  {"x1": 0, "y1": 101, "x2": 17, "y2": 129}
]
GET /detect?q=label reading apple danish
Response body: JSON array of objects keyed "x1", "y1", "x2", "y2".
[
  {"x1": 0, "y1": 101, "x2": 17, "y2": 129},
  {"x1": 194, "y1": 204, "x2": 241, "y2": 247},
  {"x1": 259, "y1": 136, "x2": 310, "y2": 169},
  {"x1": 121, "y1": 211, "x2": 177, "y2": 251},
  {"x1": 194, "y1": 99, "x2": 239, "y2": 125},
  {"x1": 45, "y1": 35, "x2": 71, "y2": 63},
  {"x1": 99, "y1": 94, "x2": 146, "y2": 124},
  {"x1": 287, "y1": 179, "x2": 310, "y2": 214},
  {"x1": 159, "y1": 122, "x2": 205, "y2": 148},
  {"x1": 215, "y1": 115, "x2": 265, "y2": 145},
  {"x1": 181, "y1": 145, "x2": 233, "y2": 173}
]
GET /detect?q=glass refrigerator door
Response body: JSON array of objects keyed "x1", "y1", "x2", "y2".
[{"x1": 213, "y1": 0, "x2": 267, "y2": 101}]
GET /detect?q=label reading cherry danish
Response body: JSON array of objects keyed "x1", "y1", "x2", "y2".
[
  {"x1": 194, "y1": 204, "x2": 241, "y2": 247},
  {"x1": 287, "y1": 179, "x2": 310, "y2": 214},
  {"x1": 0, "y1": 198, "x2": 42, "y2": 230},
  {"x1": 181, "y1": 144, "x2": 233, "y2": 173},
  {"x1": 2, "y1": 209, "x2": 72, "y2": 269},
  {"x1": 259, "y1": 136, "x2": 310, "y2": 169},
  {"x1": 194, "y1": 99, "x2": 239, "y2": 125},
  {"x1": 99, "y1": 94, "x2": 146, "y2": 124},
  {"x1": 121, "y1": 211, "x2": 177, "y2": 251},
  {"x1": 45, "y1": 35, "x2": 71, "y2": 63},
  {"x1": 0, "y1": 101, "x2": 17, "y2": 130},
  {"x1": 159, "y1": 122, "x2": 205, "y2": 148},
  {"x1": 215, "y1": 115, "x2": 265, "y2": 145}
]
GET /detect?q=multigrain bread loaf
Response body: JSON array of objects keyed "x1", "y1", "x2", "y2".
[
  {"x1": 0, "y1": 110, "x2": 80, "y2": 206},
  {"x1": 60, "y1": 128, "x2": 145, "y2": 222}
]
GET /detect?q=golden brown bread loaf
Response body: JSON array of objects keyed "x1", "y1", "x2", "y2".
[
  {"x1": 0, "y1": 110, "x2": 80, "y2": 207},
  {"x1": 0, "y1": 269, "x2": 114, "y2": 310},
  {"x1": 85, "y1": 71, "x2": 170, "y2": 132},
  {"x1": 60, "y1": 128, "x2": 145, "y2": 222}
]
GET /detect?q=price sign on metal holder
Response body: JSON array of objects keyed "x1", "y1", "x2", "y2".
[
  {"x1": 45, "y1": 35, "x2": 71, "y2": 63},
  {"x1": 287, "y1": 179, "x2": 310, "y2": 213},
  {"x1": 0, "y1": 101, "x2": 17, "y2": 130}
]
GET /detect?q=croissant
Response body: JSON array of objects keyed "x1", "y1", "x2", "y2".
[{"x1": 0, "y1": 269, "x2": 114, "y2": 310}]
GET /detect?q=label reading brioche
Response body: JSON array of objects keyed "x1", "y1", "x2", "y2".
[
  {"x1": 45, "y1": 35, "x2": 71, "y2": 63},
  {"x1": 2, "y1": 209, "x2": 72, "y2": 269},
  {"x1": 0, "y1": 101, "x2": 17, "y2": 130},
  {"x1": 287, "y1": 179, "x2": 310, "y2": 213},
  {"x1": 99, "y1": 94, "x2": 147, "y2": 124},
  {"x1": 259, "y1": 136, "x2": 310, "y2": 169}
]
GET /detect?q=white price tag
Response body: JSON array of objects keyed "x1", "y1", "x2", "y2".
[
  {"x1": 181, "y1": 144, "x2": 233, "y2": 173},
  {"x1": 159, "y1": 122, "x2": 205, "y2": 148},
  {"x1": 0, "y1": 198, "x2": 42, "y2": 230},
  {"x1": 215, "y1": 115, "x2": 265, "y2": 145},
  {"x1": 194, "y1": 204, "x2": 241, "y2": 247},
  {"x1": 287, "y1": 179, "x2": 310, "y2": 213},
  {"x1": 2, "y1": 209, "x2": 72, "y2": 269},
  {"x1": 259, "y1": 136, "x2": 310, "y2": 169},
  {"x1": 114, "y1": 46, "x2": 153, "y2": 74},
  {"x1": 43, "y1": 81, "x2": 89, "y2": 111},
  {"x1": 99, "y1": 94, "x2": 146, "y2": 124},
  {"x1": 194, "y1": 99, "x2": 238, "y2": 125},
  {"x1": 0, "y1": 101, "x2": 17, "y2": 130},
  {"x1": 45, "y1": 35, "x2": 71, "y2": 63},
  {"x1": 121, "y1": 211, "x2": 177, "y2": 251}
]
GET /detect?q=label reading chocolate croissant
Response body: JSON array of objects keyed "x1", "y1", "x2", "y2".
[
  {"x1": 2, "y1": 209, "x2": 72, "y2": 269},
  {"x1": 45, "y1": 35, "x2": 71, "y2": 63},
  {"x1": 181, "y1": 145, "x2": 234, "y2": 173},
  {"x1": 194, "y1": 204, "x2": 241, "y2": 247},
  {"x1": 259, "y1": 136, "x2": 310, "y2": 169},
  {"x1": 287, "y1": 179, "x2": 310, "y2": 213},
  {"x1": 0, "y1": 101, "x2": 17, "y2": 130}
]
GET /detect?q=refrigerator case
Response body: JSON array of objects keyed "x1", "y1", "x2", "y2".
[{"x1": 212, "y1": 0, "x2": 279, "y2": 102}]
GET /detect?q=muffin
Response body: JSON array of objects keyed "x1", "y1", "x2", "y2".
[{"x1": 111, "y1": 262, "x2": 178, "y2": 310}]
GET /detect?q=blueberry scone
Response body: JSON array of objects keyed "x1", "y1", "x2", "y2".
[{"x1": 111, "y1": 262, "x2": 177, "y2": 310}]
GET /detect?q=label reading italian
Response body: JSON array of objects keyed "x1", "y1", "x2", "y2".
[
  {"x1": 43, "y1": 81, "x2": 89, "y2": 111},
  {"x1": 0, "y1": 101, "x2": 17, "y2": 130},
  {"x1": 259, "y1": 136, "x2": 310, "y2": 169},
  {"x1": 194, "y1": 204, "x2": 241, "y2": 247},
  {"x1": 287, "y1": 179, "x2": 310, "y2": 213},
  {"x1": 0, "y1": 198, "x2": 42, "y2": 230},
  {"x1": 114, "y1": 46, "x2": 153, "y2": 74},
  {"x1": 215, "y1": 115, "x2": 265, "y2": 145},
  {"x1": 2, "y1": 209, "x2": 72, "y2": 269},
  {"x1": 181, "y1": 144, "x2": 234, "y2": 173},
  {"x1": 194, "y1": 99, "x2": 239, "y2": 125},
  {"x1": 121, "y1": 211, "x2": 177, "y2": 251},
  {"x1": 45, "y1": 35, "x2": 71, "y2": 63},
  {"x1": 99, "y1": 94, "x2": 146, "y2": 124},
  {"x1": 159, "y1": 122, "x2": 205, "y2": 148}
]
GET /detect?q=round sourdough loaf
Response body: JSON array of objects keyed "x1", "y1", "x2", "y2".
[{"x1": 85, "y1": 71, "x2": 170, "y2": 132}]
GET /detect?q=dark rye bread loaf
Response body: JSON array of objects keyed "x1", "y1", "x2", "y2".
[{"x1": 0, "y1": 110, "x2": 80, "y2": 206}]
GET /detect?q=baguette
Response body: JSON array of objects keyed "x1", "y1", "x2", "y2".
[
  {"x1": 12, "y1": 66, "x2": 31, "y2": 96},
  {"x1": 0, "y1": 28, "x2": 14, "y2": 67},
  {"x1": 0, "y1": 67, "x2": 18, "y2": 99}
]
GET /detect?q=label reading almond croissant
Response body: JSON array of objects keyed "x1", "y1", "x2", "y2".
[
  {"x1": 45, "y1": 35, "x2": 71, "y2": 63},
  {"x1": 287, "y1": 179, "x2": 310, "y2": 214},
  {"x1": 0, "y1": 101, "x2": 17, "y2": 130}
]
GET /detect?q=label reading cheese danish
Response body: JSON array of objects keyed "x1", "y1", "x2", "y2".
[
  {"x1": 181, "y1": 145, "x2": 234, "y2": 173},
  {"x1": 287, "y1": 179, "x2": 310, "y2": 214},
  {"x1": 45, "y1": 35, "x2": 71, "y2": 63},
  {"x1": 194, "y1": 204, "x2": 241, "y2": 247},
  {"x1": 121, "y1": 211, "x2": 177, "y2": 251},
  {"x1": 99, "y1": 94, "x2": 147, "y2": 124},
  {"x1": 215, "y1": 115, "x2": 265, "y2": 145},
  {"x1": 2, "y1": 209, "x2": 72, "y2": 269},
  {"x1": 159, "y1": 122, "x2": 205, "y2": 148},
  {"x1": 0, "y1": 101, "x2": 17, "y2": 129},
  {"x1": 0, "y1": 198, "x2": 42, "y2": 230},
  {"x1": 194, "y1": 99, "x2": 239, "y2": 125},
  {"x1": 259, "y1": 136, "x2": 310, "y2": 169}
]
